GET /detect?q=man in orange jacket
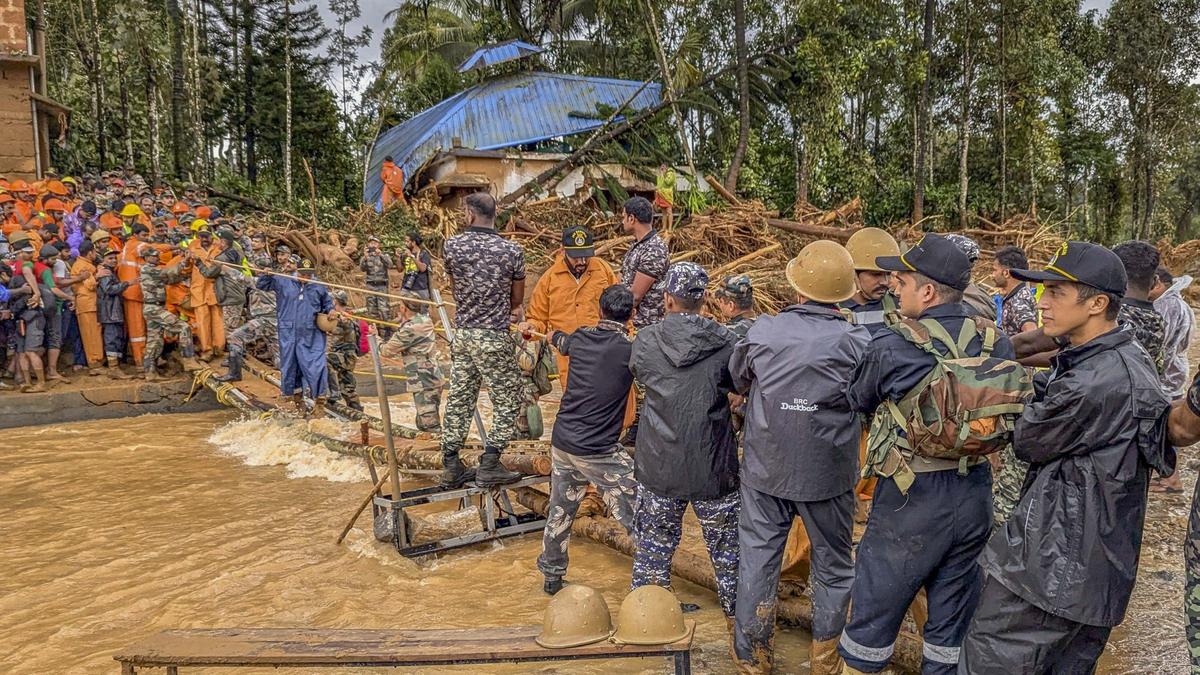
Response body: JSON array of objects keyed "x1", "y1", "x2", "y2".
[
  {"x1": 380, "y1": 155, "x2": 408, "y2": 209},
  {"x1": 119, "y1": 224, "x2": 153, "y2": 367},
  {"x1": 188, "y1": 228, "x2": 225, "y2": 359}
]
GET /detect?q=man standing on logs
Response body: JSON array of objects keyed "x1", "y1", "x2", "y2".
[
  {"x1": 439, "y1": 192, "x2": 526, "y2": 488},
  {"x1": 360, "y1": 235, "x2": 395, "y2": 341},
  {"x1": 256, "y1": 257, "x2": 334, "y2": 416},
  {"x1": 730, "y1": 241, "x2": 868, "y2": 675},
  {"x1": 381, "y1": 292, "x2": 445, "y2": 431}
]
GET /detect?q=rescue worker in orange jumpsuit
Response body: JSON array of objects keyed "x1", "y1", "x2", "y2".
[
  {"x1": 187, "y1": 228, "x2": 225, "y2": 359},
  {"x1": 380, "y1": 155, "x2": 408, "y2": 209},
  {"x1": 119, "y1": 223, "x2": 154, "y2": 368}
]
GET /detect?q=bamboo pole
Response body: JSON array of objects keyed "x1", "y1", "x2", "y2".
[
  {"x1": 336, "y1": 468, "x2": 391, "y2": 545},
  {"x1": 368, "y1": 333, "x2": 404, "y2": 547}
]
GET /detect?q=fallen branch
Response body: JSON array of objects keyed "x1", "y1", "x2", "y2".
[
  {"x1": 708, "y1": 242, "x2": 782, "y2": 279},
  {"x1": 765, "y1": 218, "x2": 859, "y2": 241},
  {"x1": 705, "y1": 174, "x2": 742, "y2": 206},
  {"x1": 200, "y1": 184, "x2": 312, "y2": 229}
]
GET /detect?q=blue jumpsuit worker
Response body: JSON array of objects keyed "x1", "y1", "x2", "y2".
[
  {"x1": 838, "y1": 233, "x2": 1015, "y2": 674},
  {"x1": 729, "y1": 241, "x2": 869, "y2": 675},
  {"x1": 257, "y1": 256, "x2": 333, "y2": 410}
]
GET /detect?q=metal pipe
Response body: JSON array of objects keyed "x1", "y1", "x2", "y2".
[{"x1": 369, "y1": 333, "x2": 404, "y2": 534}]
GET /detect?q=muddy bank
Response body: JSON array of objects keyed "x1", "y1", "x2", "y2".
[{"x1": 0, "y1": 377, "x2": 220, "y2": 429}]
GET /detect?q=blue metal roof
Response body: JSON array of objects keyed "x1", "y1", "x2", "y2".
[
  {"x1": 364, "y1": 71, "x2": 662, "y2": 207},
  {"x1": 457, "y1": 40, "x2": 545, "y2": 73}
]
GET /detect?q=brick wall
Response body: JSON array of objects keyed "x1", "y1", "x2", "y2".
[{"x1": 0, "y1": 0, "x2": 35, "y2": 177}]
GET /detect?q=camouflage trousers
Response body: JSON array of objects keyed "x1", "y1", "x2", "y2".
[
  {"x1": 366, "y1": 283, "x2": 392, "y2": 339},
  {"x1": 222, "y1": 304, "x2": 246, "y2": 334},
  {"x1": 1187, "y1": 477, "x2": 1200, "y2": 670},
  {"x1": 228, "y1": 315, "x2": 278, "y2": 365},
  {"x1": 632, "y1": 485, "x2": 741, "y2": 617},
  {"x1": 402, "y1": 356, "x2": 444, "y2": 431},
  {"x1": 992, "y1": 445, "x2": 1028, "y2": 528},
  {"x1": 326, "y1": 350, "x2": 360, "y2": 406},
  {"x1": 537, "y1": 445, "x2": 637, "y2": 580},
  {"x1": 143, "y1": 303, "x2": 194, "y2": 369},
  {"x1": 441, "y1": 328, "x2": 523, "y2": 456}
]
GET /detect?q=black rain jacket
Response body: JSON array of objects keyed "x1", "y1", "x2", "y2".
[
  {"x1": 979, "y1": 328, "x2": 1174, "y2": 627},
  {"x1": 630, "y1": 312, "x2": 739, "y2": 501}
]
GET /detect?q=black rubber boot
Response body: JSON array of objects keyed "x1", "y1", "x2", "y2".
[
  {"x1": 439, "y1": 455, "x2": 476, "y2": 488},
  {"x1": 475, "y1": 451, "x2": 522, "y2": 487},
  {"x1": 216, "y1": 351, "x2": 243, "y2": 382},
  {"x1": 543, "y1": 576, "x2": 565, "y2": 595}
]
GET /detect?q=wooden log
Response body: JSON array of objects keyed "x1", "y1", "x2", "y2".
[
  {"x1": 594, "y1": 235, "x2": 634, "y2": 256},
  {"x1": 708, "y1": 243, "x2": 782, "y2": 279},
  {"x1": 511, "y1": 487, "x2": 923, "y2": 674},
  {"x1": 705, "y1": 175, "x2": 742, "y2": 206},
  {"x1": 765, "y1": 217, "x2": 859, "y2": 242},
  {"x1": 200, "y1": 184, "x2": 312, "y2": 229}
]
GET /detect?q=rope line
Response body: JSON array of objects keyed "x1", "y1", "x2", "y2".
[{"x1": 213, "y1": 259, "x2": 454, "y2": 308}]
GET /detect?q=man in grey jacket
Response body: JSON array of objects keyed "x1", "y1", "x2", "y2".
[{"x1": 730, "y1": 241, "x2": 869, "y2": 675}]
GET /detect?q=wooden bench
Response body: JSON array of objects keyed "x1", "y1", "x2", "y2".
[{"x1": 114, "y1": 623, "x2": 695, "y2": 674}]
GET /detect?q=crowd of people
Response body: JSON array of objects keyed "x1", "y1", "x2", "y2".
[{"x1": 431, "y1": 192, "x2": 1200, "y2": 674}]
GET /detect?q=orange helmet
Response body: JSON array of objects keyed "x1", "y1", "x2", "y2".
[
  {"x1": 0, "y1": 193, "x2": 13, "y2": 204},
  {"x1": 172, "y1": 201, "x2": 190, "y2": 215},
  {"x1": 45, "y1": 180, "x2": 68, "y2": 196},
  {"x1": 195, "y1": 205, "x2": 212, "y2": 219},
  {"x1": 42, "y1": 198, "x2": 66, "y2": 212},
  {"x1": 8, "y1": 179, "x2": 30, "y2": 193}
]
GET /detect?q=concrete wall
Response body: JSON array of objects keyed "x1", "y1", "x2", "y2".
[
  {"x1": 0, "y1": 0, "x2": 36, "y2": 178},
  {"x1": 0, "y1": 379, "x2": 223, "y2": 430}
]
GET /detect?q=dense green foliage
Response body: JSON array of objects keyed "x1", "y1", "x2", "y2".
[{"x1": 40, "y1": 0, "x2": 1200, "y2": 242}]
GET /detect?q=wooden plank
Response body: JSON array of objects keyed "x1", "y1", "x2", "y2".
[{"x1": 115, "y1": 623, "x2": 694, "y2": 667}]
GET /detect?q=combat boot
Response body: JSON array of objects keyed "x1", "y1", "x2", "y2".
[
  {"x1": 543, "y1": 576, "x2": 565, "y2": 595},
  {"x1": 144, "y1": 369, "x2": 163, "y2": 382},
  {"x1": 475, "y1": 451, "x2": 521, "y2": 487},
  {"x1": 292, "y1": 393, "x2": 306, "y2": 414},
  {"x1": 106, "y1": 358, "x2": 133, "y2": 380},
  {"x1": 439, "y1": 454, "x2": 476, "y2": 488},
  {"x1": 310, "y1": 396, "x2": 327, "y2": 418},
  {"x1": 810, "y1": 637, "x2": 844, "y2": 675},
  {"x1": 216, "y1": 351, "x2": 244, "y2": 382},
  {"x1": 180, "y1": 356, "x2": 203, "y2": 372}
]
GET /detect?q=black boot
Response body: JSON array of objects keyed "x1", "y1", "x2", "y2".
[
  {"x1": 216, "y1": 351, "x2": 243, "y2": 382},
  {"x1": 439, "y1": 454, "x2": 476, "y2": 488},
  {"x1": 475, "y1": 451, "x2": 522, "y2": 487},
  {"x1": 543, "y1": 576, "x2": 565, "y2": 595}
]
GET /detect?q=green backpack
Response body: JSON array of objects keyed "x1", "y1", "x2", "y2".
[{"x1": 872, "y1": 316, "x2": 1033, "y2": 486}]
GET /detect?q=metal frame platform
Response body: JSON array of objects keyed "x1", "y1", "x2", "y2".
[{"x1": 374, "y1": 475, "x2": 549, "y2": 557}]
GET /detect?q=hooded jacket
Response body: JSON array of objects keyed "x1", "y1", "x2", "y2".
[
  {"x1": 979, "y1": 328, "x2": 1174, "y2": 627},
  {"x1": 630, "y1": 312, "x2": 738, "y2": 501},
  {"x1": 730, "y1": 304, "x2": 870, "y2": 501},
  {"x1": 1154, "y1": 275, "x2": 1194, "y2": 398}
]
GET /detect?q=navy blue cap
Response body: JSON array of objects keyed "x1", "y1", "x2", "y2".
[
  {"x1": 562, "y1": 226, "x2": 595, "y2": 258},
  {"x1": 1010, "y1": 241, "x2": 1127, "y2": 297},
  {"x1": 875, "y1": 233, "x2": 972, "y2": 291},
  {"x1": 665, "y1": 261, "x2": 709, "y2": 300}
]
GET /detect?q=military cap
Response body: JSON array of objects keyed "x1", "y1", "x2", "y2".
[{"x1": 664, "y1": 261, "x2": 709, "y2": 300}]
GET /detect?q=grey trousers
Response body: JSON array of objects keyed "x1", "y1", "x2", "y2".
[
  {"x1": 735, "y1": 485, "x2": 855, "y2": 666},
  {"x1": 536, "y1": 445, "x2": 637, "y2": 579}
]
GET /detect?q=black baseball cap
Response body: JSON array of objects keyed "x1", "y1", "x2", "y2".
[
  {"x1": 1010, "y1": 241, "x2": 1127, "y2": 297},
  {"x1": 875, "y1": 233, "x2": 971, "y2": 291},
  {"x1": 562, "y1": 225, "x2": 595, "y2": 258}
]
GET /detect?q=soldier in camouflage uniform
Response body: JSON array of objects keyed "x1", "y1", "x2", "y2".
[
  {"x1": 217, "y1": 247, "x2": 279, "y2": 382},
  {"x1": 139, "y1": 247, "x2": 200, "y2": 380},
  {"x1": 439, "y1": 192, "x2": 526, "y2": 487},
  {"x1": 360, "y1": 235, "x2": 395, "y2": 340},
  {"x1": 381, "y1": 293, "x2": 445, "y2": 431},
  {"x1": 325, "y1": 290, "x2": 362, "y2": 411},
  {"x1": 1162, "y1": 373, "x2": 1200, "y2": 671},
  {"x1": 715, "y1": 274, "x2": 757, "y2": 339},
  {"x1": 628, "y1": 262, "x2": 741, "y2": 618}
]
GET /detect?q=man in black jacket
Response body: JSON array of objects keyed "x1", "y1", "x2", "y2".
[
  {"x1": 1166, "y1": 375, "x2": 1200, "y2": 672},
  {"x1": 536, "y1": 285, "x2": 639, "y2": 596},
  {"x1": 959, "y1": 242, "x2": 1174, "y2": 673},
  {"x1": 839, "y1": 234, "x2": 1014, "y2": 674},
  {"x1": 629, "y1": 261, "x2": 740, "y2": 619},
  {"x1": 730, "y1": 241, "x2": 870, "y2": 675}
]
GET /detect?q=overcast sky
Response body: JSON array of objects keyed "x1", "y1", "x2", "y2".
[{"x1": 321, "y1": 0, "x2": 1116, "y2": 95}]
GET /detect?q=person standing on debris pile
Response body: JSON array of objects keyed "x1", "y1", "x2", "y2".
[
  {"x1": 381, "y1": 292, "x2": 445, "y2": 431},
  {"x1": 714, "y1": 275, "x2": 757, "y2": 339},
  {"x1": 654, "y1": 164, "x2": 676, "y2": 230},
  {"x1": 961, "y1": 242, "x2": 1174, "y2": 673},
  {"x1": 519, "y1": 225, "x2": 617, "y2": 388},
  {"x1": 629, "y1": 262, "x2": 740, "y2": 619},
  {"x1": 439, "y1": 192, "x2": 526, "y2": 488},
  {"x1": 838, "y1": 234, "x2": 1020, "y2": 674},
  {"x1": 360, "y1": 235, "x2": 395, "y2": 340},
  {"x1": 326, "y1": 290, "x2": 363, "y2": 412},
  {"x1": 944, "y1": 233, "x2": 996, "y2": 321},
  {"x1": 990, "y1": 245, "x2": 1039, "y2": 336},
  {"x1": 730, "y1": 241, "x2": 869, "y2": 675},
  {"x1": 380, "y1": 155, "x2": 408, "y2": 210},
  {"x1": 537, "y1": 284, "x2": 639, "y2": 596},
  {"x1": 257, "y1": 257, "x2": 333, "y2": 415},
  {"x1": 139, "y1": 247, "x2": 201, "y2": 381}
]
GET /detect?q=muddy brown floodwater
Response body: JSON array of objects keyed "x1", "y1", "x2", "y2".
[{"x1": 2, "y1": 395, "x2": 1194, "y2": 673}]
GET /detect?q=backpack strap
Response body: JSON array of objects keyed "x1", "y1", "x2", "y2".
[
  {"x1": 888, "y1": 319, "x2": 943, "y2": 359},
  {"x1": 971, "y1": 317, "x2": 997, "y2": 358},
  {"x1": 920, "y1": 319, "x2": 965, "y2": 359},
  {"x1": 838, "y1": 307, "x2": 856, "y2": 324}
]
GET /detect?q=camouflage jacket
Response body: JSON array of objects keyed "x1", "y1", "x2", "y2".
[
  {"x1": 381, "y1": 313, "x2": 437, "y2": 361},
  {"x1": 724, "y1": 314, "x2": 757, "y2": 340},
  {"x1": 330, "y1": 316, "x2": 360, "y2": 355},
  {"x1": 360, "y1": 251, "x2": 393, "y2": 286},
  {"x1": 248, "y1": 252, "x2": 277, "y2": 318},
  {"x1": 443, "y1": 227, "x2": 525, "y2": 330},
  {"x1": 140, "y1": 261, "x2": 188, "y2": 305}
]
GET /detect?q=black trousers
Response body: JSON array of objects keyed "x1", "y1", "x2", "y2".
[{"x1": 958, "y1": 574, "x2": 1111, "y2": 675}]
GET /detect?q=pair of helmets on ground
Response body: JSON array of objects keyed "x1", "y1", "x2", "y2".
[
  {"x1": 784, "y1": 228, "x2": 901, "y2": 304},
  {"x1": 536, "y1": 584, "x2": 689, "y2": 649}
]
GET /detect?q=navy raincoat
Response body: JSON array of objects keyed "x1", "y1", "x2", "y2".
[{"x1": 258, "y1": 274, "x2": 333, "y2": 397}]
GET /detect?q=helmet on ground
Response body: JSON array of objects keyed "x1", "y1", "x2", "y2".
[
  {"x1": 535, "y1": 584, "x2": 614, "y2": 649},
  {"x1": 120, "y1": 203, "x2": 143, "y2": 218},
  {"x1": 785, "y1": 240, "x2": 857, "y2": 304},
  {"x1": 612, "y1": 585, "x2": 689, "y2": 645},
  {"x1": 845, "y1": 228, "x2": 900, "y2": 272}
]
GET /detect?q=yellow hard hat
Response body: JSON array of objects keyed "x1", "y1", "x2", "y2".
[
  {"x1": 61, "y1": 176, "x2": 78, "y2": 186},
  {"x1": 612, "y1": 585, "x2": 689, "y2": 646},
  {"x1": 845, "y1": 227, "x2": 900, "y2": 272},
  {"x1": 535, "y1": 584, "x2": 615, "y2": 649},
  {"x1": 190, "y1": 218, "x2": 209, "y2": 231},
  {"x1": 120, "y1": 203, "x2": 143, "y2": 217},
  {"x1": 785, "y1": 240, "x2": 857, "y2": 304}
]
